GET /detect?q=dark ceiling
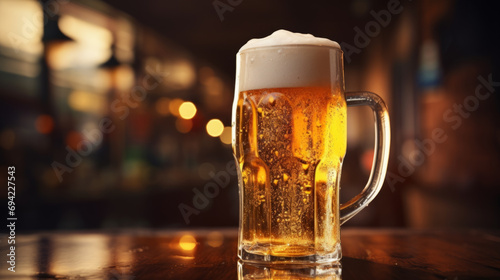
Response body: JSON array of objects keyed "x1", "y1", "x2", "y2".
[{"x1": 102, "y1": 0, "x2": 395, "y2": 79}]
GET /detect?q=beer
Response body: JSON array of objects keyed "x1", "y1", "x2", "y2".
[
  {"x1": 234, "y1": 30, "x2": 390, "y2": 263},
  {"x1": 234, "y1": 86, "x2": 346, "y2": 258}
]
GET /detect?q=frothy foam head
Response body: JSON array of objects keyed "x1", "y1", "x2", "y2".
[
  {"x1": 239, "y1": 30, "x2": 340, "y2": 52},
  {"x1": 237, "y1": 30, "x2": 343, "y2": 92}
]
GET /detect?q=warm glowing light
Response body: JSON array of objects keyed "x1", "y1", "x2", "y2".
[
  {"x1": 113, "y1": 65, "x2": 135, "y2": 91},
  {"x1": 155, "y1": 98, "x2": 170, "y2": 116},
  {"x1": 164, "y1": 60, "x2": 196, "y2": 89},
  {"x1": 206, "y1": 231, "x2": 224, "y2": 248},
  {"x1": 179, "y1": 235, "x2": 197, "y2": 251},
  {"x1": 206, "y1": 119, "x2": 224, "y2": 137},
  {"x1": 169, "y1": 98, "x2": 184, "y2": 116},
  {"x1": 0, "y1": 1, "x2": 43, "y2": 56},
  {"x1": 35, "y1": 115, "x2": 54, "y2": 134},
  {"x1": 179, "y1": 102, "x2": 197, "y2": 119},
  {"x1": 48, "y1": 15, "x2": 116, "y2": 70},
  {"x1": 59, "y1": 15, "x2": 113, "y2": 49},
  {"x1": 176, "y1": 119, "x2": 192, "y2": 134},
  {"x1": 52, "y1": 235, "x2": 110, "y2": 275},
  {"x1": 47, "y1": 41, "x2": 111, "y2": 70},
  {"x1": 219, "y1": 126, "x2": 232, "y2": 145},
  {"x1": 68, "y1": 90, "x2": 106, "y2": 114}
]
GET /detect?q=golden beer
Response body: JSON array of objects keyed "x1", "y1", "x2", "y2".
[
  {"x1": 234, "y1": 86, "x2": 346, "y2": 258},
  {"x1": 234, "y1": 30, "x2": 390, "y2": 264}
]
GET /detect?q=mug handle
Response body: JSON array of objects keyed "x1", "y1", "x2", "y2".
[{"x1": 340, "y1": 91, "x2": 391, "y2": 225}]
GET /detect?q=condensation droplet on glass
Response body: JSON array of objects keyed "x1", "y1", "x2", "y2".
[
  {"x1": 269, "y1": 96, "x2": 275, "y2": 105},
  {"x1": 283, "y1": 173, "x2": 289, "y2": 182},
  {"x1": 303, "y1": 184, "x2": 312, "y2": 194}
]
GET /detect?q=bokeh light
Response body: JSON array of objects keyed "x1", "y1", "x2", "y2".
[
  {"x1": 219, "y1": 126, "x2": 232, "y2": 145},
  {"x1": 169, "y1": 98, "x2": 184, "y2": 116},
  {"x1": 0, "y1": 1, "x2": 43, "y2": 56},
  {"x1": 59, "y1": 15, "x2": 113, "y2": 49},
  {"x1": 179, "y1": 102, "x2": 197, "y2": 119},
  {"x1": 206, "y1": 119, "x2": 224, "y2": 137},
  {"x1": 179, "y1": 235, "x2": 197, "y2": 251},
  {"x1": 163, "y1": 60, "x2": 196, "y2": 89},
  {"x1": 206, "y1": 231, "x2": 224, "y2": 248},
  {"x1": 35, "y1": 115, "x2": 54, "y2": 134},
  {"x1": 68, "y1": 90, "x2": 106, "y2": 114}
]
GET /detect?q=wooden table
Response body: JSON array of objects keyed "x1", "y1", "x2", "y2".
[{"x1": 1, "y1": 229, "x2": 499, "y2": 279}]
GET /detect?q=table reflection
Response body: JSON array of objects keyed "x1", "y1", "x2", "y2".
[{"x1": 238, "y1": 261, "x2": 342, "y2": 279}]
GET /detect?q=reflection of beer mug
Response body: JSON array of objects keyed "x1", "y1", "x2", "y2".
[
  {"x1": 238, "y1": 260, "x2": 341, "y2": 279},
  {"x1": 232, "y1": 30, "x2": 390, "y2": 264}
]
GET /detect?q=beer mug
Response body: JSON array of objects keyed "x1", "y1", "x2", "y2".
[{"x1": 232, "y1": 30, "x2": 390, "y2": 264}]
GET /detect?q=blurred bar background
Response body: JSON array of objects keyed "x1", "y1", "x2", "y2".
[{"x1": 0, "y1": 0, "x2": 499, "y2": 231}]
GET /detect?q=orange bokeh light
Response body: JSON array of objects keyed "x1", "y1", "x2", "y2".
[
  {"x1": 179, "y1": 235, "x2": 197, "y2": 251},
  {"x1": 35, "y1": 115, "x2": 54, "y2": 134},
  {"x1": 66, "y1": 131, "x2": 83, "y2": 150}
]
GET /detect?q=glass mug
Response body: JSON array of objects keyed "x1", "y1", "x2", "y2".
[{"x1": 232, "y1": 32, "x2": 390, "y2": 264}]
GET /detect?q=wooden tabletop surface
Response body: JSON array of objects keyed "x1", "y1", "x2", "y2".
[{"x1": 1, "y1": 228, "x2": 500, "y2": 279}]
